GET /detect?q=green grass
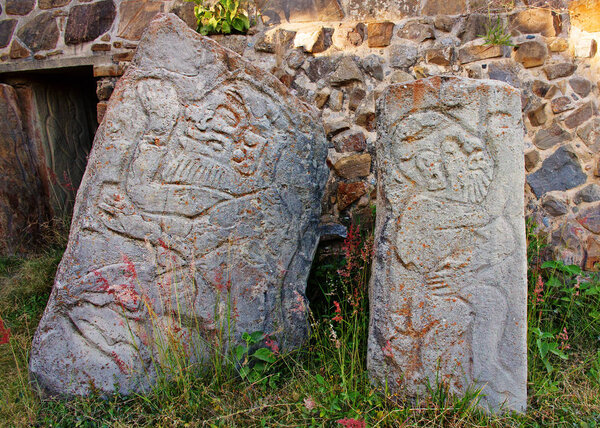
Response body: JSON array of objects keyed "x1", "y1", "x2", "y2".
[{"x1": 1, "y1": 221, "x2": 599, "y2": 427}]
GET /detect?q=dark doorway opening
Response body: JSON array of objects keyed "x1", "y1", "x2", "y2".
[{"x1": 0, "y1": 66, "x2": 98, "y2": 254}]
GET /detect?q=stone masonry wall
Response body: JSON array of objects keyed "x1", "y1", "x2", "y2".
[{"x1": 1, "y1": 0, "x2": 600, "y2": 268}]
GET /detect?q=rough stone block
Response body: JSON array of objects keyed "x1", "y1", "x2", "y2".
[
  {"x1": 514, "y1": 40, "x2": 548, "y2": 68},
  {"x1": 367, "y1": 22, "x2": 395, "y2": 48},
  {"x1": 118, "y1": 0, "x2": 164, "y2": 41},
  {"x1": 6, "y1": 0, "x2": 35, "y2": 16},
  {"x1": 30, "y1": 13, "x2": 328, "y2": 397},
  {"x1": 458, "y1": 40, "x2": 504, "y2": 64},
  {"x1": 564, "y1": 101, "x2": 597, "y2": 129},
  {"x1": 345, "y1": 0, "x2": 419, "y2": 20},
  {"x1": 398, "y1": 21, "x2": 434, "y2": 42},
  {"x1": 328, "y1": 89, "x2": 344, "y2": 111},
  {"x1": 93, "y1": 64, "x2": 121, "y2": 77},
  {"x1": 488, "y1": 60, "x2": 521, "y2": 88},
  {"x1": 9, "y1": 39, "x2": 30, "y2": 59},
  {"x1": 112, "y1": 51, "x2": 135, "y2": 62},
  {"x1": 574, "y1": 38, "x2": 598, "y2": 58},
  {"x1": 577, "y1": 118, "x2": 600, "y2": 151},
  {"x1": 388, "y1": 70, "x2": 415, "y2": 83},
  {"x1": 65, "y1": 0, "x2": 116, "y2": 45},
  {"x1": 0, "y1": 20, "x2": 17, "y2": 49},
  {"x1": 255, "y1": 0, "x2": 343, "y2": 24},
  {"x1": 422, "y1": 0, "x2": 466, "y2": 15},
  {"x1": 543, "y1": 62, "x2": 577, "y2": 80},
  {"x1": 551, "y1": 96, "x2": 574, "y2": 114},
  {"x1": 329, "y1": 56, "x2": 364, "y2": 86},
  {"x1": 542, "y1": 193, "x2": 568, "y2": 216},
  {"x1": 169, "y1": 0, "x2": 197, "y2": 29},
  {"x1": 91, "y1": 43, "x2": 111, "y2": 52},
  {"x1": 575, "y1": 184, "x2": 600, "y2": 204},
  {"x1": 331, "y1": 23, "x2": 365, "y2": 49},
  {"x1": 531, "y1": 79, "x2": 551, "y2": 98},
  {"x1": 337, "y1": 181, "x2": 367, "y2": 210},
  {"x1": 425, "y1": 47, "x2": 452, "y2": 65},
  {"x1": 315, "y1": 87, "x2": 331, "y2": 108},
  {"x1": 360, "y1": 54, "x2": 384, "y2": 80},
  {"x1": 39, "y1": 0, "x2": 72, "y2": 10},
  {"x1": 548, "y1": 37, "x2": 568, "y2": 52},
  {"x1": 458, "y1": 14, "x2": 487, "y2": 43},
  {"x1": 533, "y1": 122, "x2": 571, "y2": 149},
  {"x1": 577, "y1": 202, "x2": 600, "y2": 234},
  {"x1": 527, "y1": 145, "x2": 587, "y2": 197},
  {"x1": 528, "y1": 103, "x2": 548, "y2": 127},
  {"x1": 525, "y1": 149, "x2": 540, "y2": 171},
  {"x1": 389, "y1": 43, "x2": 418, "y2": 69},
  {"x1": 510, "y1": 8, "x2": 556, "y2": 36},
  {"x1": 294, "y1": 27, "x2": 331, "y2": 53},
  {"x1": 349, "y1": 87, "x2": 366, "y2": 111},
  {"x1": 17, "y1": 12, "x2": 59, "y2": 52},
  {"x1": 551, "y1": 220, "x2": 587, "y2": 267},
  {"x1": 255, "y1": 28, "x2": 296, "y2": 53},
  {"x1": 306, "y1": 56, "x2": 336, "y2": 82},
  {"x1": 324, "y1": 118, "x2": 350, "y2": 137},
  {"x1": 585, "y1": 236, "x2": 600, "y2": 271},
  {"x1": 332, "y1": 130, "x2": 367, "y2": 152},
  {"x1": 569, "y1": 76, "x2": 592, "y2": 98},
  {"x1": 333, "y1": 153, "x2": 371, "y2": 179},
  {"x1": 370, "y1": 76, "x2": 527, "y2": 412}
]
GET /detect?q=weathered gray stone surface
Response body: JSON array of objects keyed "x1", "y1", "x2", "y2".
[
  {"x1": 527, "y1": 145, "x2": 587, "y2": 197},
  {"x1": 30, "y1": 13, "x2": 328, "y2": 396},
  {"x1": 369, "y1": 76, "x2": 527, "y2": 412}
]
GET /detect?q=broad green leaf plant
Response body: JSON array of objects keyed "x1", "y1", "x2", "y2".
[
  {"x1": 189, "y1": 0, "x2": 251, "y2": 35},
  {"x1": 234, "y1": 331, "x2": 280, "y2": 389}
]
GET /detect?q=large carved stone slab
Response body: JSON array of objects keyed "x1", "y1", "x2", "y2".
[
  {"x1": 368, "y1": 76, "x2": 527, "y2": 412},
  {"x1": 30, "y1": 13, "x2": 328, "y2": 396}
]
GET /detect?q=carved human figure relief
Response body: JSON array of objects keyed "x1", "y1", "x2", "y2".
[
  {"x1": 30, "y1": 14, "x2": 328, "y2": 397},
  {"x1": 369, "y1": 77, "x2": 527, "y2": 413}
]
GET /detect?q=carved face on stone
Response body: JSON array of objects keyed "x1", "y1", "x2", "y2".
[
  {"x1": 394, "y1": 113, "x2": 493, "y2": 204},
  {"x1": 440, "y1": 133, "x2": 493, "y2": 204},
  {"x1": 182, "y1": 86, "x2": 268, "y2": 179},
  {"x1": 137, "y1": 79, "x2": 180, "y2": 146},
  {"x1": 414, "y1": 150, "x2": 445, "y2": 191}
]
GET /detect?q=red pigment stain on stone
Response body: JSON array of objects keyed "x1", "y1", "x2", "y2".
[{"x1": 0, "y1": 317, "x2": 10, "y2": 344}]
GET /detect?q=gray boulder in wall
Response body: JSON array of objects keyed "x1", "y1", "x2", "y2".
[
  {"x1": 369, "y1": 76, "x2": 527, "y2": 413},
  {"x1": 30, "y1": 13, "x2": 328, "y2": 396}
]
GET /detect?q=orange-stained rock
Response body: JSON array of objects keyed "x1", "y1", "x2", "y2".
[
  {"x1": 337, "y1": 181, "x2": 367, "y2": 210},
  {"x1": 585, "y1": 235, "x2": 600, "y2": 271},
  {"x1": 570, "y1": 0, "x2": 600, "y2": 33},
  {"x1": 118, "y1": 0, "x2": 164, "y2": 41},
  {"x1": 333, "y1": 153, "x2": 371, "y2": 179},
  {"x1": 367, "y1": 21, "x2": 395, "y2": 47}
]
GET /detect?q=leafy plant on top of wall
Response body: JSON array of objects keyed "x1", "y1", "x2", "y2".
[{"x1": 188, "y1": 0, "x2": 253, "y2": 35}]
